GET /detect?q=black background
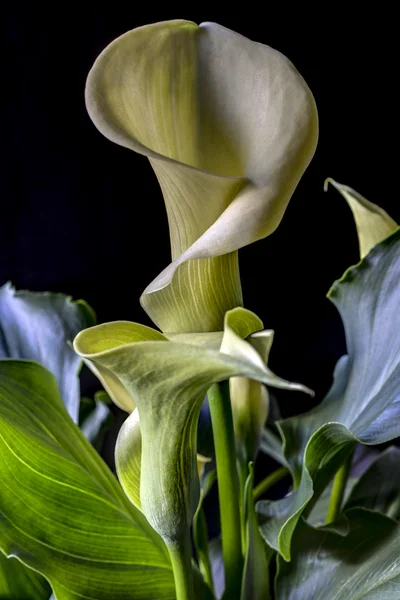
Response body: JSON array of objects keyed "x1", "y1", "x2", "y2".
[{"x1": 2, "y1": 7, "x2": 397, "y2": 415}]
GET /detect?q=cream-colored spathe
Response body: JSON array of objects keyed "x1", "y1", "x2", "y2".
[{"x1": 86, "y1": 20, "x2": 318, "y2": 332}]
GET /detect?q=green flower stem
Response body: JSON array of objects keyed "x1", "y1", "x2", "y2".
[
  {"x1": 326, "y1": 451, "x2": 354, "y2": 525},
  {"x1": 167, "y1": 530, "x2": 194, "y2": 600},
  {"x1": 238, "y1": 461, "x2": 249, "y2": 550},
  {"x1": 193, "y1": 504, "x2": 214, "y2": 594},
  {"x1": 208, "y1": 381, "x2": 243, "y2": 600},
  {"x1": 253, "y1": 466, "x2": 289, "y2": 501}
]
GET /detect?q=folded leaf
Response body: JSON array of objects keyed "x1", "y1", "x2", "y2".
[
  {"x1": 0, "y1": 552, "x2": 51, "y2": 600},
  {"x1": 325, "y1": 178, "x2": 398, "y2": 258},
  {"x1": 74, "y1": 308, "x2": 312, "y2": 544},
  {"x1": 258, "y1": 229, "x2": 400, "y2": 560},
  {"x1": 275, "y1": 509, "x2": 400, "y2": 599},
  {"x1": 0, "y1": 360, "x2": 177, "y2": 600},
  {"x1": 86, "y1": 20, "x2": 318, "y2": 332},
  {"x1": 0, "y1": 282, "x2": 95, "y2": 423}
]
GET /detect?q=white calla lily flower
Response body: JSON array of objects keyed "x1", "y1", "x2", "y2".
[{"x1": 86, "y1": 20, "x2": 318, "y2": 332}]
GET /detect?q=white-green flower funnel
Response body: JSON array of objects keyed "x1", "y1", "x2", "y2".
[{"x1": 85, "y1": 20, "x2": 319, "y2": 333}]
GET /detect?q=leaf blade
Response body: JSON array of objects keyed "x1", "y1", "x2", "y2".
[
  {"x1": 0, "y1": 360, "x2": 176, "y2": 600},
  {"x1": 275, "y1": 509, "x2": 400, "y2": 599},
  {"x1": 0, "y1": 552, "x2": 51, "y2": 600},
  {"x1": 0, "y1": 282, "x2": 94, "y2": 423},
  {"x1": 258, "y1": 230, "x2": 400, "y2": 559}
]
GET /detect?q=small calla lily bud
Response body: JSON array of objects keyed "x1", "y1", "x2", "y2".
[
  {"x1": 86, "y1": 20, "x2": 318, "y2": 333},
  {"x1": 230, "y1": 377, "x2": 269, "y2": 465},
  {"x1": 230, "y1": 330, "x2": 274, "y2": 465}
]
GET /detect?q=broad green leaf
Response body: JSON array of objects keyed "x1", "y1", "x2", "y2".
[
  {"x1": 0, "y1": 360, "x2": 177, "y2": 600},
  {"x1": 240, "y1": 464, "x2": 273, "y2": 600},
  {"x1": 258, "y1": 229, "x2": 400, "y2": 560},
  {"x1": 345, "y1": 446, "x2": 400, "y2": 519},
  {"x1": 0, "y1": 285, "x2": 96, "y2": 598},
  {"x1": 86, "y1": 20, "x2": 318, "y2": 333},
  {"x1": 0, "y1": 552, "x2": 51, "y2": 600},
  {"x1": 74, "y1": 308, "x2": 312, "y2": 544},
  {"x1": 0, "y1": 282, "x2": 95, "y2": 422},
  {"x1": 325, "y1": 178, "x2": 398, "y2": 258},
  {"x1": 275, "y1": 509, "x2": 400, "y2": 599}
]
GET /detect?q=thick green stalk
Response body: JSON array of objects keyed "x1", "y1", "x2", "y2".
[
  {"x1": 208, "y1": 381, "x2": 243, "y2": 600},
  {"x1": 253, "y1": 466, "x2": 289, "y2": 501},
  {"x1": 167, "y1": 530, "x2": 194, "y2": 600},
  {"x1": 326, "y1": 451, "x2": 354, "y2": 524}
]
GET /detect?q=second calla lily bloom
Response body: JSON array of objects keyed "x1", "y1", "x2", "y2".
[{"x1": 86, "y1": 20, "x2": 318, "y2": 332}]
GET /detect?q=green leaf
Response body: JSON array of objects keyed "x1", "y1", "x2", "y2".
[
  {"x1": 86, "y1": 20, "x2": 318, "y2": 333},
  {"x1": 345, "y1": 446, "x2": 400, "y2": 519},
  {"x1": 258, "y1": 229, "x2": 400, "y2": 560},
  {"x1": 306, "y1": 445, "x2": 377, "y2": 527},
  {"x1": 0, "y1": 552, "x2": 51, "y2": 600},
  {"x1": 325, "y1": 178, "x2": 398, "y2": 258},
  {"x1": 240, "y1": 464, "x2": 273, "y2": 600},
  {"x1": 0, "y1": 282, "x2": 95, "y2": 423},
  {"x1": 275, "y1": 509, "x2": 400, "y2": 599},
  {"x1": 0, "y1": 285, "x2": 96, "y2": 598},
  {"x1": 258, "y1": 422, "x2": 356, "y2": 559},
  {"x1": 74, "y1": 308, "x2": 312, "y2": 544},
  {"x1": 0, "y1": 359, "x2": 177, "y2": 599}
]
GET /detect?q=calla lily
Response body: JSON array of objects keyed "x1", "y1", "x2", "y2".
[
  {"x1": 74, "y1": 308, "x2": 312, "y2": 544},
  {"x1": 86, "y1": 20, "x2": 318, "y2": 333}
]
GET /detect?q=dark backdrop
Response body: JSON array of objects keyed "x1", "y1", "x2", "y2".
[{"x1": 2, "y1": 7, "x2": 397, "y2": 414}]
